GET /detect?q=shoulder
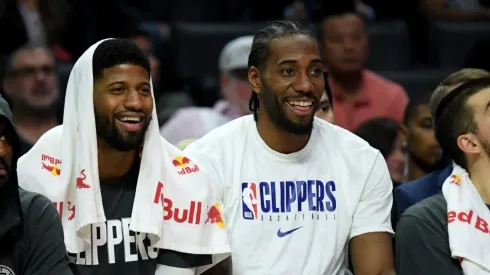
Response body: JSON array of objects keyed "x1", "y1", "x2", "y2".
[
  {"x1": 314, "y1": 118, "x2": 381, "y2": 163},
  {"x1": 401, "y1": 194, "x2": 447, "y2": 228},
  {"x1": 18, "y1": 188, "x2": 58, "y2": 227},
  {"x1": 186, "y1": 115, "x2": 254, "y2": 152}
]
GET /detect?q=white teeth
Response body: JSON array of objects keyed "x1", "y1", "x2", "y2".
[
  {"x1": 120, "y1": 117, "x2": 140, "y2": 122},
  {"x1": 288, "y1": 101, "x2": 312, "y2": 107}
]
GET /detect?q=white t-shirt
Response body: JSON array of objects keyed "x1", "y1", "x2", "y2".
[{"x1": 185, "y1": 115, "x2": 394, "y2": 275}]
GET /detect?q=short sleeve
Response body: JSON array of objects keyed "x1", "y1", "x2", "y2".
[
  {"x1": 184, "y1": 143, "x2": 225, "y2": 202},
  {"x1": 349, "y1": 152, "x2": 394, "y2": 239}
]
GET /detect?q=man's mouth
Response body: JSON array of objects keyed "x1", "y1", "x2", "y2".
[
  {"x1": 286, "y1": 99, "x2": 314, "y2": 116},
  {"x1": 116, "y1": 115, "x2": 145, "y2": 131}
]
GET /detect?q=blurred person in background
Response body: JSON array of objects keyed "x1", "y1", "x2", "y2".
[
  {"x1": 320, "y1": 1, "x2": 409, "y2": 132},
  {"x1": 315, "y1": 89, "x2": 335, "y2": 124},
  {"x1": 0, "y1": 0, "x2": 71, "y2": 60},
  {"x1": 355, "y1": 118, "x2": 407, "y2": 186},
  {"x1": 160, "y1": 36, "x2": 253, "y2": 145},
  {"x1": 403, "y1": 94, "x2": 441, "y2": 182},
  {"x1": 393, "y1": 68, "x2": 489, "y2": 222},
  {"x1": 420, "y1": 0, "x2": 490, "y2": 21},
  {"x1": 2, "y1": 46, "x2": 60, "y2": 155},
  {"x1": 314, "y1": 72, "x2": 335, "y2": 124}
]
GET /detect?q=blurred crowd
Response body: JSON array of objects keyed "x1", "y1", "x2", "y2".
[{"x1": 3, "y1": 0, "x2": 490, "y2": 273}]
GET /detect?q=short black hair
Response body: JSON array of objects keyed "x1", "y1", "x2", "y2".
[
  {"x1": 248, "y1": 21, "x2": 320, "y2": 121},
  {"x1": 434, "y1": 77, "x2": 490, "y2": 170},
  {"x1": 355, "y1": 118, "x2": 401, "y2": 158},
  {"x1": 403, "y1": 93, "x2": 431, "y2": 126},
  {"x1": 92, "y1": 39, "x2": 151, "y2": 81},
  {"x1": 319, "y1": 0, "x2": 357, "y2": 21}
]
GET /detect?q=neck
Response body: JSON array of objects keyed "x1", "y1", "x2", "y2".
[
  {"x1": 13, "y1": 107, "x2": 58, "y2": 144},
  {"x1": 256, "y1": 113, "x2": 310, "y2": 154},
  {"x1": 97, "y1": 138, "x2": 136, "y2": 181},
  {"x1": 329, "y1": 70, "x2": 363, "y2": 95},
  {"x1": 468, "y1": 159, "x2": 490, "y2": 204},
  {"x1": 407, "y1": 160, "x2": 428, "y2": 182}
]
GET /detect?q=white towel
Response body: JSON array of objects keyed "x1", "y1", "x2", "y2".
[
  {"x1": 442, "y1": 164, "x2": 490, "y2": 274},
  {"x1": 17, "y1": 39, "x2": 230, "y2": 256}
]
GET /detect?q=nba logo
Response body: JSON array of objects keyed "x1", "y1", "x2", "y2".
[{"x1": 242, "y1": 182, "x2": 258, "y2": 220}]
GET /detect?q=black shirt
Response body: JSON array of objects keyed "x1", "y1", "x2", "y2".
[
  {"x1": 0, "y1": 188, "x2": 72, "y2": 275},
  {"x1": 395, "y1": 194, "x2": 490, "y2": 275},
  {"x1": 68, "y1": 163, "x2": 211, "y2": 274}
]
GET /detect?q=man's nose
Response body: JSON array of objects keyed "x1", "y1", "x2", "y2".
[
  {"x1": 293, "y1": 72, "x2": 315, "y2": 94},
  {"x1": 123, "y1": 89, "x2": 143, "y2": 110}
]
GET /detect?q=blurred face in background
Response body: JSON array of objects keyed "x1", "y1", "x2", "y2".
[
  {"x1": 132, "y1": 35, "x2": 160, "y2": 85},
  {"x1": 321, "y1": 13, "x2": 368, "y2": 74},
  {"x1": 315, "y1": 91, "x2": 334, "y2": 124},
  {"x1": 406, "y1": 104, "x2": 440, "y2": 167},
  {"x1": 386, "y1": 130, "x2": 407, "y2": 183},
  {"x1": 220, "y1": 68, "x2": 251, "y2": 115},
  {"x1": 3, "y1": 47, "x2": 59, "y2": 111}
]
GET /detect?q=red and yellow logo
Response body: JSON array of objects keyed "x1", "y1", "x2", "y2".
[
  {"x1": 205, "y1": 202, "x2": 225, "y2": 229},
  {"x1": 41, "y1": 154, "x2": 61, "y2": 176},
  {"x1": 172, "y1": 156, "x2": 199, "y2": 175},
  {"x1": 450, "y1": 174, "x2": 461, "y2": 186}
]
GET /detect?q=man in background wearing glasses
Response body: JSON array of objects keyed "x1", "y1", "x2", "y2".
[{"x1": 2, "y1": 46, "x2": 60, "y2": 155}]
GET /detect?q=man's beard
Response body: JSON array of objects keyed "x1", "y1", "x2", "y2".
[
  {"x1": 259, "y1": 79, "x2": 315, "y2": 136},
  {"x1": 94, "y1": 107, "x2": 151, "y2": 151}
]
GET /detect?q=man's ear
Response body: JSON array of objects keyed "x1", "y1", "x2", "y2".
[
  {"x1": 457, "y1": 133, "x2": 482, "y2": 155},
  {"x1": 248, "y1": 66, "x2": 261, "y2": 96}
]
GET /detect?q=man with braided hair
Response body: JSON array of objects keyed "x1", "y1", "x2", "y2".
[{"x1": 186, "y1": 21, "x2": 394, "y2": 275}]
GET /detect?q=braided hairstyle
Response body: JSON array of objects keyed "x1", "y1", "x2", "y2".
[{"x1": 248, "y1": 21, "x2": 320, "y2": 121}]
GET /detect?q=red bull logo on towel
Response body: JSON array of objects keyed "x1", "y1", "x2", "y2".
[
  {"x1": 154, "y1": 182, "x2": 225, "y2": 228},
  {"x1": 41, "y1": 154, "x2": 61, "y2": 176},
  {"x1": 205, "y1": 202, "x2": 225, "y2": 229},
  {"x1": 450, "y1": 175, "x2": 461, "y2": 186},
  {"x1": 172, "y1": 156, "x2": 199, "y2": 176}
]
